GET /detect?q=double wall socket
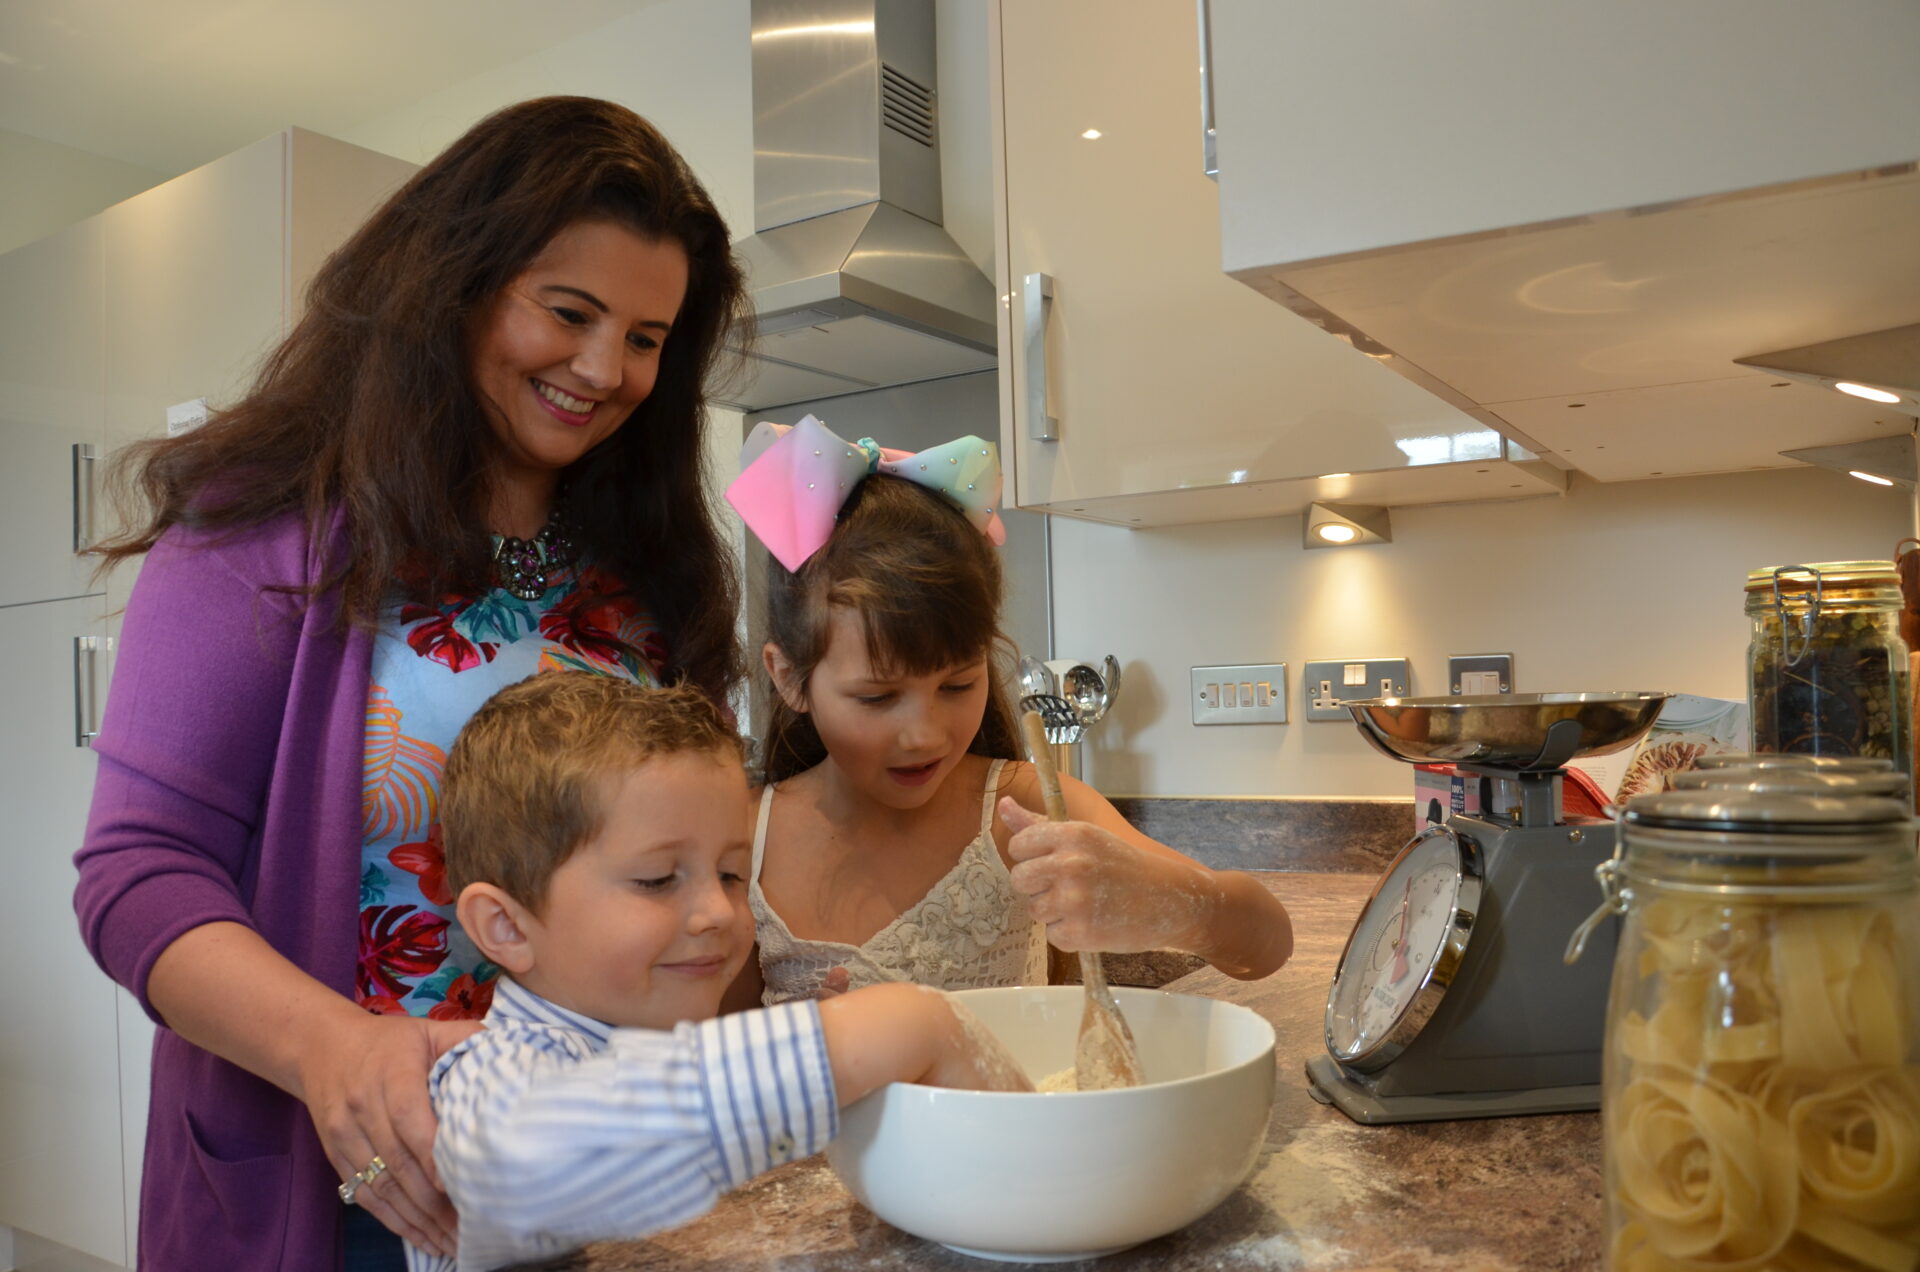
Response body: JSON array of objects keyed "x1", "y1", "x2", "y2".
[
  {"x1": 1304, "y1": 657, "x2": 1411, "y2": 721},
  {"x1": 1191, "y1": 664, "x2": 1288, "y2": 725}
]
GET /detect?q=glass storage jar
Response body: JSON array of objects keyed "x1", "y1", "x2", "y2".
[
  {"x1": 1746, "y1": 562, "x2": 1911, "y2": 782},
  {"x1": 1673, "y1": 754, "x2": 1905, "y2": 800},
  {"x1": 1595, "y1": 786, "x2": 1920, "y2": 1270}
]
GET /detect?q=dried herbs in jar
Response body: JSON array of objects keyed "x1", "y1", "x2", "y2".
[{"x1": 1745, "y1": 562, "x2": 1911, "y2": 781}]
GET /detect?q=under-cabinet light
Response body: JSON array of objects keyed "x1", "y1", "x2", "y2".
[
  {"x1": 1850, "y1": 470, "x2": 1897, "y2": 486},
  {"x1": 1303, "y1": 502, "x2": 1391, "y2": 549},
  {"x1": 1836, "y1": 381, "x2": 1903, "y2": 404}
]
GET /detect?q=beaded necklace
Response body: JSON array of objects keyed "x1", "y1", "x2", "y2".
[{"x1": 490, "y1": 500, "x2": 578, "y2": 601}]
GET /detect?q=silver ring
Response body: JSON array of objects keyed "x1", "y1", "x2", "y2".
[{"x1": 337, "y1": 1155, "x2": 386, "y2": 1206}]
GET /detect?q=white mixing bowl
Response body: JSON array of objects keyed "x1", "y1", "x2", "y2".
[{"x1": 825, "y1": 985, "x2": 1277, "y2": 1262}]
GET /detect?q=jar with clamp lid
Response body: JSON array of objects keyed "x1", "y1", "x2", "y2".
[
  {"x1": 1746, "y1": 562, "x2": 1910, "y2": 781},
  {"x1": 1576, "y1": 784, "x2": 1920, "y2": 1269}
]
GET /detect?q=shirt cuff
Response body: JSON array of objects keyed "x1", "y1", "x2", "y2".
[{"x1": 692, "y1": 1000, "x2": 838, "y2": 1188}]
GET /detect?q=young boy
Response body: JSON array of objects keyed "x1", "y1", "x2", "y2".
[{"x1": 405, "y1": 673, "x2": 1030, "y2": 1272}]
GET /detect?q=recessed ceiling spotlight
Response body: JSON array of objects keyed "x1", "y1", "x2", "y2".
[{"x1": 1080, "y1": 128, "x2": 1103, "y2": 140}]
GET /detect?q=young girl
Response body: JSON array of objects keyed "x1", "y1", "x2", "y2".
[{"x1": 722, "y1": 416, "x2": 1294, "y2": 1006}]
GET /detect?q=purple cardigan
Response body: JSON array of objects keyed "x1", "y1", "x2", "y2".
[{"x1": 75, "y1": 510, "x2": 372, "y2": 1272}]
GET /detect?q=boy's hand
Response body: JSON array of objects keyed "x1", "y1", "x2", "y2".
[
  {"x1": 816, "y1": 966, "x2": 851, "y2": 998},
  {"x1": 999, "y1": 797, "x2": 1216, "y2": 956},
  {"x1": 818, "y1": 984, "x2": 1033, "y2": 1103},
  {"x1": 922, "y1": 992, "x2": 1034, "y2": 1093}
]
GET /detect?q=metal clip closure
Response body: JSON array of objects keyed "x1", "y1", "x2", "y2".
[
  {"x1": 1770, "y1": 564, "x2": 1823, "y2": 666},
  {"x1": 1564, "y1": 856, "x2": 1632, "y2": 965}
]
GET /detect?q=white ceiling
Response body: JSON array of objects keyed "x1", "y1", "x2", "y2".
[{"x1": 0, "y1": 0, "x2": 662, "y2": 174}]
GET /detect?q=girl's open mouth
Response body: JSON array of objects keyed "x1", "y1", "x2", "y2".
[{"x1": 888, "y1": 759, "x2": 941, "y2": 787}]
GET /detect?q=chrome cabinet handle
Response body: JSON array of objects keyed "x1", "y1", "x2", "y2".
[
  {"x1": 1197, "y1": 0, "x2": 1218, "y2": 180},
  {"x1": 72, "y1": 442, "x2": 95, "y2": 554},
  {"x1": 1022, "y1": 272, "x2": 1059, "y2": 442},
  {"x1": 74, "y1": 635, "x2": 100, "y2": 748}
]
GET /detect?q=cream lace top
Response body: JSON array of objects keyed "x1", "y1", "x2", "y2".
[{"x1": 750, "y1": 759, "x2": 1050, "y2": 1005}]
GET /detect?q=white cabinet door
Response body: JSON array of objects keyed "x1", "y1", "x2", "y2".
[
  {"x1": 0, "y1": 221, "x2": 106, "y2": 607},
  {"x1": 98, "y1": 132, "x2": 286, "y2": 460},
  {"x1": 94, "y1": 130, "x2": 416, "y2": 629},
  {"x1": 993, "y1": 0, "x2": 1560, "y2": 528},
  {"x1": 1211, "y1": 0, "x2": 1920, "y2": 273},
  {"x1": 0, "y1": 594, "x2": 129, "y2": 1266}
]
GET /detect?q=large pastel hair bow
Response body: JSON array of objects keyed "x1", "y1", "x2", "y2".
[{"x1": 724, "y1": 414, "x2": 1006, "y2": 572}]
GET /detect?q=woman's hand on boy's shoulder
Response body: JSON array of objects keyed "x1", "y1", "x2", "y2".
[{"x1": 298, "y1": 1012, "x2": 481, "y2": 1258}]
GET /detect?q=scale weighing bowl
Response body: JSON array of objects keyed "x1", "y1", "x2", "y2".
[{"x1": 1345, "y1": 692, "x2": 1668, "y2": 769}]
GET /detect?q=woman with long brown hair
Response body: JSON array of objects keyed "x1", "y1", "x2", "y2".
[{"x1": 73, "y1": 97, "x2": 747, "y2": 1272}]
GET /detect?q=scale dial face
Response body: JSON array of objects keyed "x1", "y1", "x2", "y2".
[{"x1": 1325, "y1": 825, "x2": 1478, "y2": 1071}]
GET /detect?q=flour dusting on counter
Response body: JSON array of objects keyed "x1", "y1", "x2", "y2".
[{"x1": 1254, "y1": 1121, "x2": 1394, "y2": 1221}]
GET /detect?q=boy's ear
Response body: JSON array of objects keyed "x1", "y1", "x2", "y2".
[
  {"x1": 763, "y1": 642, "x2": 808, "y2": 714},
  {"x1": 457, "y1": 882, "x2": 538, "y2": 976}
]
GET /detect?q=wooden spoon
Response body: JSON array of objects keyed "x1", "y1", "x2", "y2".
[{"x1": 1020, "y1": 710, "x2": 1144, "y2": 1090}]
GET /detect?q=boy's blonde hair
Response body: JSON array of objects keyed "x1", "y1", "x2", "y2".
[{"x1": 441, "y1": 673, "x2": 745, "y2": 909}]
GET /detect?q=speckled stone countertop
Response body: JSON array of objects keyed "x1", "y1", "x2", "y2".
[
  {"x1": 1108, "y1": 797, "x2": 1417, "y2": 874},
  {"x1": 525, "y1": 873, "x2": 1603, "y2": 1272}
]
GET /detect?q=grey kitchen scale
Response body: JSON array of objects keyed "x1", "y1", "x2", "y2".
[{"x1": 1305, "y1": 691, "x2": 1668, "y2": 1124}]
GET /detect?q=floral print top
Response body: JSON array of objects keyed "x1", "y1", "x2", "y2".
[{"x1": 356, "y1": 561, "x2": 665, "y2": 1020}]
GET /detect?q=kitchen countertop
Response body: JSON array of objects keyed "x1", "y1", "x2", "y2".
[{"x1": 526, "y1": 873, "x2": 1604, "y2": 1271}]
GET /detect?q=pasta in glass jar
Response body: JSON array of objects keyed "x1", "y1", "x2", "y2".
[{"x1": 1596, "y1": 786, "x2": 1919, "y2": 1271}]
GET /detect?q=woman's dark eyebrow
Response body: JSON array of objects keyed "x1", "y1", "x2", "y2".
[{"x1": 539, "y1": 284, "x2": 673, "y2": 331}]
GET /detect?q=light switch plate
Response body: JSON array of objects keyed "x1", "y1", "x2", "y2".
[
  {"x1": 1191, "y1": 664, "x2": 1288, "y2": 725},
  {"x1": 1448, "y1": 653, "x2": 1514, "y2": 695},
  {"x1": 1303, "y1": 657, "x2": 1411, "y2": 721}
]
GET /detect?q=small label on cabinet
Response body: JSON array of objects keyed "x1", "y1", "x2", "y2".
[{"x1": 166, "y1": 398, "x2": 209, "y2": 437}]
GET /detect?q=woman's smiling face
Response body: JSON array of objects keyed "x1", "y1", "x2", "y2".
[{"x1": 468, "y1": 218, "x2": 690, "y2": 505}]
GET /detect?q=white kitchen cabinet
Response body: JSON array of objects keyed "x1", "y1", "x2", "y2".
[
  {"x1": 95, "y1": 129, "x2": 417, "y2": 630},
  {"x1": 0, "y1": 595, "x2": 123, "y2": 1264},
  {"x1": 0, "y1": 219, "x2": 107, "y2": 608},
  {"x1": 1207, "y1": 1, "x2": 1920, "y2": 483},
  {"x1": 988, "y1": 0, "x2": 1563, "y2": 529},
  {"x1": 0, "y1": 128, "x2": 414, "y2": 1268},
  {"x1": 1210, "y1": 0, "x2": 1920, "y2": 273}
]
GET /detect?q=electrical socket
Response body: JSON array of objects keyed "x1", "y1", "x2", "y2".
[
  {"x1": 1302, "y1": 657, "x2": 1411, "y2": 721},
  {"x1": 1191, "y1": 664, "x2": 1288, "y2": 725}
]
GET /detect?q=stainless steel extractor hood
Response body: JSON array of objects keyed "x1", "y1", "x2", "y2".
[{"x1": 720, "y1": 0, "x2": 997, "y2": 412}]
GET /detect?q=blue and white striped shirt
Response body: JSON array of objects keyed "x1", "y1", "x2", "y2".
[{"x1": 404, "y1": 977, "x2": 838, "y2": 1272}]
